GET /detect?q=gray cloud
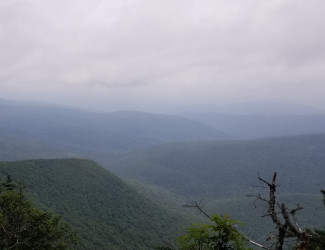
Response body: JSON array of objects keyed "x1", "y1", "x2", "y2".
[{"x1": 0, "y1": 0, "x2": 325, "y2": 111}]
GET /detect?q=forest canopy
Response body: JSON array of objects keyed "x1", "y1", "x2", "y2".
[{"x1": 0, "y1": 175, "x2": 77, "y2": 250}]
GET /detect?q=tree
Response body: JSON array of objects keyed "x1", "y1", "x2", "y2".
[
  {"x1": 179, "y1": 172, "x2": 325, "y2": 250},
  {"x1": 255, "y1": 172, "x2": 310, "y2": 250},
  {"x1": 247, "y1": 172, "x2": 325, "y2": 250},
  {"x1": 0, "y1": 175, "x2": 77, "y2": 249},
  {"x1": 179, "y1": 200, "x2": 268, "y2": 250},
  {"x1": 178, "y1": 213, "x2": 250, "y2": 250}
]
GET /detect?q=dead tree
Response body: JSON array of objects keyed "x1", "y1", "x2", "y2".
[
  {"x1": 257, "y1": 172, "x2": 311, "y2": 250},
  {"x1": 184, "y1": 172, "x2": 317, "y2": 250}
]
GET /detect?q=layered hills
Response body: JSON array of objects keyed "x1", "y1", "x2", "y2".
[
  {"x1": 2, "y1": 101, "x2": 325, "y2": 248},
  {"x1": 180, "y1": 112, "x2": 325, "y2": 139},
  {"x1": 0, "y1": 104, "x2": 228, "y2": 161},
  {"x1": 2, "y1": 101, "x2": 325, "y2": 164}
]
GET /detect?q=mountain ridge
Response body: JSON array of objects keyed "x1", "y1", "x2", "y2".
[
  {"x1": 0, "y1": 104, "x2": 229, "y2": 158},
  {"x1": 179, "y1": 112, "x2": 325, "y2": 139},
  {"x1": 0, "y1": 158, "x2": 189, "y2": 249}
]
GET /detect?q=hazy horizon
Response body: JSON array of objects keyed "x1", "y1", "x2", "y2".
[
  {"x1": 1, "y1": 96, "x2": 324, "y2": 117},
  {"x1": 1, "y1": 1, "x2": 325, "y2": 113}
]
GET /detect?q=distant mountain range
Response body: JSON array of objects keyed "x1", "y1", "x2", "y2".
[
  {"x1": 1, "y1": 101, "x2": 325, "y2": 197},
  {"x1": 0, "y1": 103, "x2": 229, "y2": 162},
  {"x1": 1, "y1": 100, "x2": 325, "y2": 248},
  {"x1": 176, "y1": 101, "x2": 324, "y2": 116},
  {"x1": 179, "y1": 112, "x2": 325, "y2": 139}
]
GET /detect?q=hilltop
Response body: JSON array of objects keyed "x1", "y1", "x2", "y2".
[{"x1": 0, "y1": 158, "x2": 189, "y2": 249}]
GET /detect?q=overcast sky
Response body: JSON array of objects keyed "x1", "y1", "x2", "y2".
[{"x1": 0, "y1": 0, "x2": 325, "y2": 112}]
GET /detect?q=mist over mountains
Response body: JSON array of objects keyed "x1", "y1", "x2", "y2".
[
  {"x1": 1, "y1": 98, "x2": 325, "y2": 248},
  {"x1": 2, "y1": 1, "x2": 325, "y2": 248},
  {"x1": 0, "y1": 101, "x2": 228, "y2": 159},
  {"x1": 1, "y1": 98, "x2": 325, "y2": 152},
  {"x1": 176, "y1": 101, "x2": 325, "y2": 116},
  {"x1": 180, "y1": 112, "x2": 325, "y2": 139}
]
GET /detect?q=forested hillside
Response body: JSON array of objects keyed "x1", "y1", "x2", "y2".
[
  {"x1": 107, "y1": 134, "x2": 325, "y2": 197},
  {"x1": 2, "y1": 102, "x2": 325, "y2": 248},
  {"x1": 111, "y1": 135, "x2": 325, "y2": 246},
  {"x1": 0, "y1": 159, "x2": 189, "y2": 250}
]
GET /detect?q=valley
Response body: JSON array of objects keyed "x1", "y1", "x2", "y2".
[{"x1": 1, "y1": 101, "x2": 325, "y2": 249}]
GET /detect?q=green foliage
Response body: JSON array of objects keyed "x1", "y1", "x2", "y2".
[
  {"x1": 0, "y1": 159, "x2": 188, "y2": 249},
  {"x1": 305, "y1": 228, "x2": 325, "y2": 250},
  {"x1": 178, "y1": 214, "x2": 250, "y2": 250},
  {"x1": 304, "y1": 191, "x2": 325, "y2": 250},
  {"x1": 0, "y1": 176, "x2": 77, "y2": 250}
]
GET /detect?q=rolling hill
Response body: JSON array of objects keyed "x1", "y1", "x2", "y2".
[
  {"x1": 107, "y1": 134, "x2": 325, "y2": 198},
  {"x1": 2, "y1": 100, "x2": 325, "y2": 248},
  {"x1": 106, "y1": 134, "x2": 325, "y2": 246},
  {"x1": 179, "y1": 112, "x2": 325, "y2": 139},
  {"x1": 0, "y1": 103, "x2": 229, "y2": 162},
  {"x1": 0, "y1": 158, "x2": 190, "y2": 249}
]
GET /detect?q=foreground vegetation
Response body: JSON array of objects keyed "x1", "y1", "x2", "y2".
[
  {"x1": 170, "y1": 173, "x2": 325, "y2": 250},
  {"x1": 1, "y1": 158, "x2": 325, "y2": 249},
  {"x1": 0, "y1": 159, "x2": 190, "y2": 249},
  {"x1": 0, "y1": 176, "x2": 77, "y2": 249}
]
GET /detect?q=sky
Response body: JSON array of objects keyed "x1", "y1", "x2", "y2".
[{"x1": 0, "y1": 0, "x2": 325, "y2": 113}]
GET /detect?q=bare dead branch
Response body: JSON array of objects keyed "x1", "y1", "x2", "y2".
[
  {"x1": 182, "y1": 201, "x2": 211, "y2": 220},
  {"x1": 271, "y1": 172, "x2": 277, "y2": 186},
  {"x1": 257, "y1": 193, "x2": 269, "y2": 203},
  {"x1": 290, "y1": 204, "x2": 303, "y2": 215},
  {"x1": 240, "y1": 233, "x2": 271, "y2": 250},
  {"x1": 255, "y1": 172, "x2": 313, "y2": 250},
  {"x1": 258, "y1": 177, "x2": 272, "y2": 187}
]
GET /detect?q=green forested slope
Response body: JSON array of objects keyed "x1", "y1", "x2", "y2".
[
  {"x1": 107, "y1": 134, "x2": 325, "y2": 198},
  {"x1": 126, "y1": 173, "x2": 325, "y2": 248},
  {"x1": 106, "y1": 134, "x2": 325, "y2": 245},
  {"x1": 0, "y1": 159, "x2": 189, "y2": 249}
]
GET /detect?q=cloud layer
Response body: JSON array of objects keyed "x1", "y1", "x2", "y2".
[{"x1": 1, "y1": 0, "x2": 325, "y2": 111}]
